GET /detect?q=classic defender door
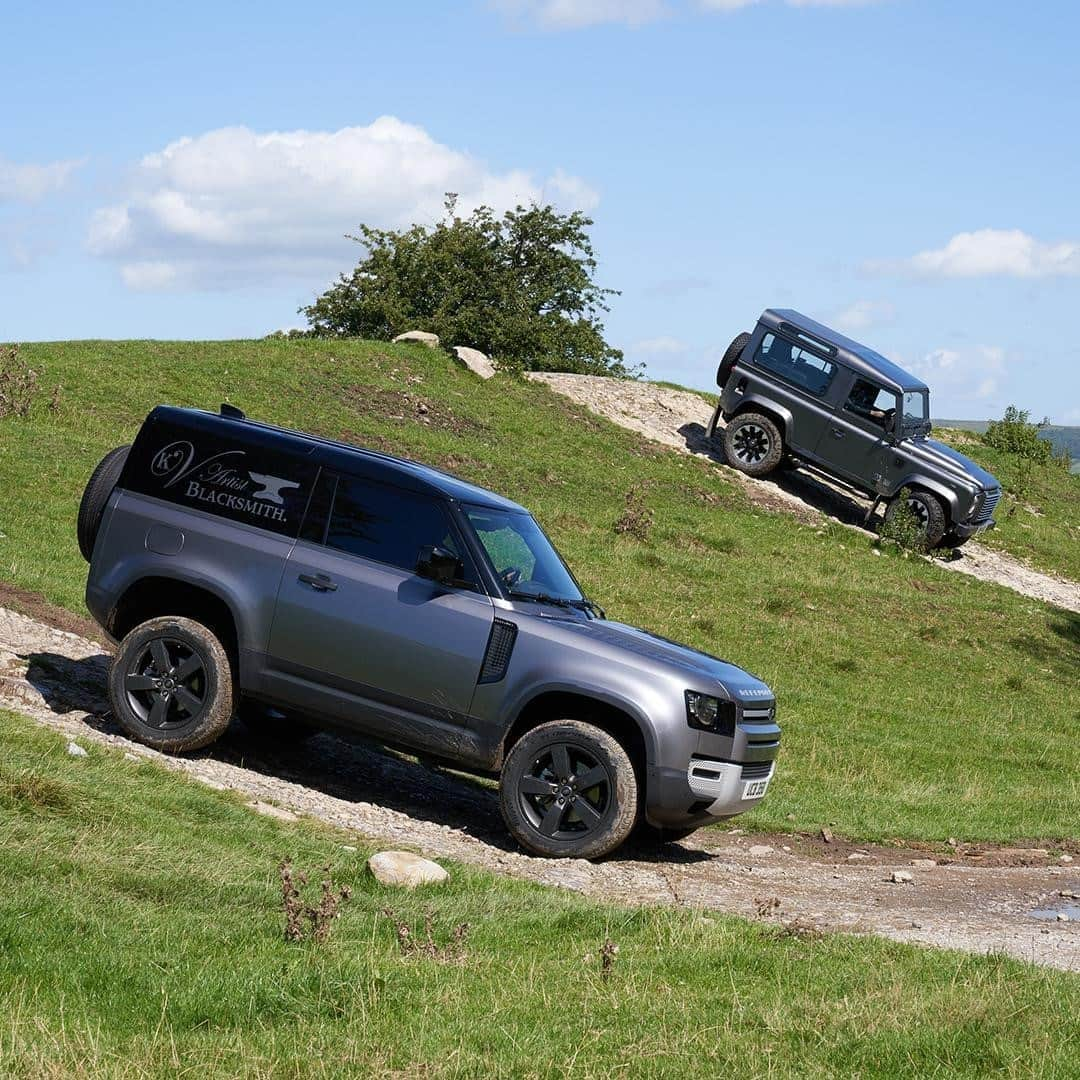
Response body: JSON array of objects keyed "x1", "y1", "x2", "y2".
[
  {"x1": 266, "y1": 472, "x2": 494, "y2": 739},
  {"x1": 814, "y1": 374, "x2": 897, "y2": 488}
]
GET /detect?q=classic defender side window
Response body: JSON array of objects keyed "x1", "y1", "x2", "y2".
[
  {"x1": 320, "y1": 474, "x2": 467, "y2": 577},
  {"x1": 843, "y1": 378, "x2": 898, "y2": 431},
  {"x1": 754, "y1": 333, "x2": 837, "y2": 397}
]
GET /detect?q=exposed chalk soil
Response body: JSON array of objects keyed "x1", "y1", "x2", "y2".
[
  {"x1": 2, "y1": 603, "x2": 1077, "y2": 973},
  {"x1": 528, "y1": 372, "x2": 1080, "y2": 614}
]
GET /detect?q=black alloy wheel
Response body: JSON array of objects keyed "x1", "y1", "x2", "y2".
[{"x1": 124, "y1": 636, "x2": 209, "y2": 729}]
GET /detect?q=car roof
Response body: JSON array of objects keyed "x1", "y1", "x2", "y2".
[
  {"x1": 148, "y1": 405, "x2": 528, "y2": 512},
  {"x1": 761, "y1": 309, "x2": 929, "y2": 393}
]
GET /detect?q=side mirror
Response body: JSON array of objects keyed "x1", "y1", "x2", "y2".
[{"x1": 416, "y1": 545, "x2": 462, "y2": 585}]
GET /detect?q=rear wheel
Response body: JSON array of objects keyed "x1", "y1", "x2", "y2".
[
  {"x1": 723, "y1": 412, "x2": 784, "y2": 477},
  {"x1": 108, "y1": 616, "x2": 235, "y2": 753},
  {"x1": 885, "y1": 489, "x2": 947, "y2": 548},
  {"x1": 500, "y1": 720, "x2": 639, "y2": 859}
]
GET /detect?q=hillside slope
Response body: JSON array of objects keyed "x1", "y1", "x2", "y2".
[{"x1": 0, "y1": 338, "x2": 1077, "y2": 843}]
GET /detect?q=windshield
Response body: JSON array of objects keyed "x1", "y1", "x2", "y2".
[
  {"x1": 465, "y1": 507, "x2": 584, "y2": 602},
  {"x1": 902, "y1": 390, "x2": 930, "y2": 432}
]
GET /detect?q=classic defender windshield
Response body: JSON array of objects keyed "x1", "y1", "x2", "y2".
[
  {"x1": 902, "y1": 391, "x2": 930, "y2": 432},
  {"x1": 465, "y1": 507, "x2": 583, "y2": 601}
]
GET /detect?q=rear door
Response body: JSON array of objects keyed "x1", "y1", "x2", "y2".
[{"x1": 266, "y1": 471, "x2": 494, "y2": 739}]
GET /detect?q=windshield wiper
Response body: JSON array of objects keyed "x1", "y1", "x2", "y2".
[{"x1": 508, "y1": 590, "x2": 604, "y2": 618}]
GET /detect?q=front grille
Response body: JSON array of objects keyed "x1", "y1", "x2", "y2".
[
  {"x1": 478, "y1": 618, "x2": 518, "y2": 683},
  {"x1": 973, "y1": 487, "x2": 1001, "y2": 525},
  {"x1": 741, "y1": 761, "x2": 773, "y2": 780}
]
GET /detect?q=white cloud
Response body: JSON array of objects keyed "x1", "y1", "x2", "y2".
[
  {"x1": 494, "y1": 0, "x2": 668, "y2": 28},
  {"x1": 874, "y1": 228, "x2": 1080, "y2": 279},
  {"x1": 87, "y1": 118, "x2": 598, "y2": 291},
  {"x1": 832, "y1": 299, "x2": 895, "y2": 333},
  {"x1": 909, "y1": 346, "x2": 1010, "y2": 411},
  {"x1": 0, "y1": 156, "x2": 83, "y2": 204},
  {"x1": 631, "y1": 336, "x2": 688, "y2": 355}
]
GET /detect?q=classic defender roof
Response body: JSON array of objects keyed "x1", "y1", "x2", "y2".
[
  {"x1": 761, "y1": 309, "x2": 929, "y2": 394},
  {"x1": 147, "y1": 405, "x2": 527, "y2": 512}
]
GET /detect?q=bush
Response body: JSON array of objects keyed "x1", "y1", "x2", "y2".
[
  {"x1": 879, "y1": 489, "x2": 929, "y2": 553},
  {"x1": 0, "y1": 344, "x2": 39, "y2": 419},
  {"x1": 302, "y1": 195, "x2": 632, "y2": 376},
  {"x1": 983, "y1": 406, "x2": 1057, "y2": 465}
]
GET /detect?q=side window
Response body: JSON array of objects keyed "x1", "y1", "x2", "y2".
[
  {"x1": 754, "y1": 333, "x2": 837, "y2": 397},
  {"x1": 324, "y1": 475, "x2": 464, "y2": 575},
  {"x1": 298, "y1": 470, "x2": 337, "y2": 544},
  {"x1": 843, "y1": 379, "x2": 897, "y2": 430}
]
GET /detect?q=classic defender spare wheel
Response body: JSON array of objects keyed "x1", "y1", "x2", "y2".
[
  {"x1": 500, "y1": 720, "x2": 639, "y2": 859},
  {"x1": 723, "y1": 412, "x2": 784, "y2": 477},
  {"x1": 108, "y1": 616, "x2": 235, "y2": 753},
  {"x1": 77, "y1": 444, "x2": 130, "y2": 561},
  {"x1": 716, "y1": 331, "x2": 751, "y2": 387},
  {"x1": 884, "y1": 489, "x2": 947, "y2": 549}
]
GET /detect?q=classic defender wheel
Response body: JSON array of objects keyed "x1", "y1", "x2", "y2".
[
  {"x1": 500, "y1": 720, "x2": 639, "y2": 860},
  {"x1": 723, "y1": 412, "x2": 784, "y2": 477},
  {"x1": 108, "y1": 617, "x2": 235, "y2": 753},
  {"x1": 716, "y1": 331, "x2": 751, "y2": 387},
  {"x1": 885, "y1": 489, "x2": 947, "y2": 548},
  {"x1": 77, "y1": 445, "x2": 130, "y2": 561}
]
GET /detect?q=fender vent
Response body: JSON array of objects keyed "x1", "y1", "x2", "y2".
[{"x1": 479, "y1": 618, "x2": 518, "y2": 684}]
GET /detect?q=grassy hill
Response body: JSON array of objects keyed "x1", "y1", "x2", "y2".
[
  {"x1": 938, "y1": 419, "x2": 1080, "y2": 476},
  {"x1": 2, "y1": 711, "x2": 1077, "y2": 1077},
  {"x1": 0, "y1": 339, "x2": 1078, "y2": 845}
]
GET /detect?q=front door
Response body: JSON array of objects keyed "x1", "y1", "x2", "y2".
[
  {"x1": 814, "y1": 375, "x2": 897, "y2": 490},
  {"x1": 266, "y1": 472, "x2": 494, "y2": 743}
]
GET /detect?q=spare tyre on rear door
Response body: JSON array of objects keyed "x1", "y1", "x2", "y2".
[
  {"x1": 77, "y1": 445, "x2": 130, "y2": 561},
  {"x1": 716, "y1": 331, "x2": 751, "y2": 387}
]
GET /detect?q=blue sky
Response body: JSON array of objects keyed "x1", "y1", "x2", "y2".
[{"x1": 3, "y1": 0, "x2": 1079, "y2": 421}]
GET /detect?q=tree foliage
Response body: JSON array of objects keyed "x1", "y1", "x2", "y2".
[
  {"x1": 302, "y1": 195, "x2": 630, "y2": 376},
  {"x1": 983, "y1": 405, "x2": 1063, "y2": 467}
]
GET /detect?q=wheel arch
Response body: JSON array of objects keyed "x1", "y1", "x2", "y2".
[
  {"x1": 888, "y1": 475, "x2": 960, "y2": 523},
  {"x1": 729, "y1": 397, "x2": 793, "y2": 443},
  {"x1": 497, "y1": 688, "x2": 655, "y2": 785}
]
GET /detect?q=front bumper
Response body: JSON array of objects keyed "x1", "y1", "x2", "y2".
[
  {"x1": 645, "y1": 758, "x2": 777, "y2": 828},
  {"x1": 952, "y1": 516, "x2": 996, "y2": 540}
]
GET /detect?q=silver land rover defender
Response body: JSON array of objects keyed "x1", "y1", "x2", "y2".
[
  {"x1": 709, "y1": 309, "x2": 1001, "y2": 548},
  {"x1": 79, "y1": 405, "x2": 780, "y2": 858}
]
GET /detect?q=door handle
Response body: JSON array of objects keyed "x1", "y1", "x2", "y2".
[
  {"x1": 830, "y1": 428, "x2": 845, "y2": 439},
  {"x1": 298, "y1": 572, "x2": 337, "y2": 592}
]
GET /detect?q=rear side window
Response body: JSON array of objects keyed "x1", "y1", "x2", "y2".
[
  {"x1": 754, "y1": 333, "x2": 837, "y2": 397},
  {"x1": 121, "y1": 414, "x2": 317, "y2": 538},
  {"x1": 324, "y1": 475, "x2": 464, "y2": 574}
]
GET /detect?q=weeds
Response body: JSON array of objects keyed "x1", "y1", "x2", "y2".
[
  {"x1": 381, "y1": 907, "x2": 470, "y2": 962},
  {"x1": 279, "y1": 858, "x2": 352, "y2": 943},
  {"x1": 614, "y1": 484, "x2": 654, "y2": 541},
  {"x1": 599, "y1": 938, "x2": 619, "y2": 980},
  {"x1": 0, "y1": 345, "x2": 39, "y2": 419},
  {"x1": 878, "y1": 489, "x2": 928, "y2": 553}
]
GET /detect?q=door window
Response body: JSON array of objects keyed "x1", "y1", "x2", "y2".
[
  {"x1": 843, "y1": 379, "x2": 898, "y2": 431},
  {"x1": 323, "y1": 475, "x2": 464, "y2": 575},
  {"x1": 754, "y1": 333, "x2": 837, "y2": 397}
]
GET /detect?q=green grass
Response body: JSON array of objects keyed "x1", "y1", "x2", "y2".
[
  {"x1": 1, "y1": 338, "x2": 1078, "y2": 844},
  {"x1": 1, "y1": 712, "x2": 1077, "y2": 1078},
  {"x1": 935, "y1": 427, "x2": 1080, "y2": 582}
]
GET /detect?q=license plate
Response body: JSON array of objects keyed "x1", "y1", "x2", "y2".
[{"x1": 742, "y1": 778, "x2": 769, "y2": 800}]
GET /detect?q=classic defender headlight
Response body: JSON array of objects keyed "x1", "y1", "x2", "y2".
[{"x1": 685, "y1": 691, "x2": 736, "y2": 735}]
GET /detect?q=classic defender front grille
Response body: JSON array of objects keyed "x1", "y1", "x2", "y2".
[
  {"x1": 973, "y1": 487, "x2": 1001, "y2": 525},
  {"x1": 740, "y1": 761, "x2": 773, "y2": 780},
  {"x1": 478, "y1": 618, "x2": 518, "y2": 683}
]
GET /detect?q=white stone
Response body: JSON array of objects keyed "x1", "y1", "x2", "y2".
[
  {"x1": 910, "y1": 859, "x2": 937, "y2": 869},
  {"x1": 66, "y1": 741, "x2": 88, "y2": 757},
  {"x1": 392, "y1": 330, "x2": 440, "y2": 348},
  {"x1": 1056, "y1": 912, "x2": 1070, "y2": 922},
  {"x1": 1060, "y1": 854, "x2": 1074, "y2": 863},
  {"x1": 368, "y1": 850, "x2": 449, "y2": 888},
  {"x1": 890, "y1": 870, "x2": 914, "y2": 884},
  {"x1": 847, "y1": 852, "x2": 872, "y2": 862},
  {"x1": 452, "y1": 345, "x2": 496, "y2": 379},
  {"x1": 748, "y1": 845, "x2": 774, "y2": 857}
]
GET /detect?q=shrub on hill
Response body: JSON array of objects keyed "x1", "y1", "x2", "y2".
[
  {"x1": 983, "y1": 405, "x2": 1066, "y2": 468},
  {"x1": 302, "y1": 194, "x2": 632, "y2": 376}
]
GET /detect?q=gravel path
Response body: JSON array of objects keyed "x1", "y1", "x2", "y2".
[
  {"x1": 528, "y1": 373, "x2": 1080, "y2": 614},
  {"x1": 2, "y1": 604, "x2": 1077, "y2": 973}
]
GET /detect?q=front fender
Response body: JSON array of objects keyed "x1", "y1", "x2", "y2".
[{"x1": 887, "y1": 474, "x2": 961, "y2": 520}]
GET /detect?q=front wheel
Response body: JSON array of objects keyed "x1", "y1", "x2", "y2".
[
  {"x1": 108, "y1": 616, "x2": 235, "y2": 753},
  {"x1": 500, "y1": 720, "x2": 639, "y2": 859},
  {"x1": 884, "y1": 490, "x2": 947, "y2": 548},
  {"x1": 723, "y1": 412, "x2": 784, "y2": 477}
]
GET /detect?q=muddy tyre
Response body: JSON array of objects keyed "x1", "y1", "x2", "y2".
[
  {"x1": 885, "y1": 489, "x2": 947, "y2": 548},
  {"x1": 77, "y1": 445, "x2": 130, "y2": 561},
  {"x1": 500, "y1": 720, "x2": 639, "y2": 859},
  {"x1": 716, "y1": 331, "x2": 751, "y2": 387},
  {"x1": 108, "y1": 617, "x2": 235, "y2": 753},
  {"x1": 724, "y1": 412, "x2": 784, "y2": 476}
]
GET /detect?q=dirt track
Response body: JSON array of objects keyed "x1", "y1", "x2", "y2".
[
  {"x1": 528, "y1": 372, "x2": 1080, "y2": 614},
  {"x1": 2, "y1": 604, "x2": 1077, "y2": 973}
]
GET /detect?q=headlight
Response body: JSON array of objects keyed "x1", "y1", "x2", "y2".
[{"x1": 685, "y1": 691, "x2": 735, "y2": 735}]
